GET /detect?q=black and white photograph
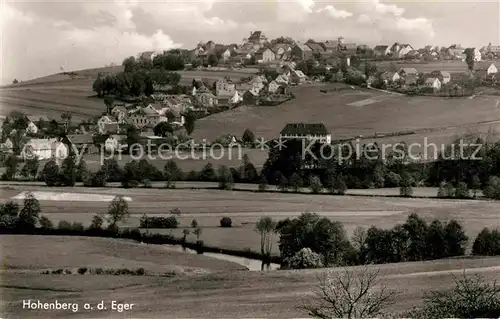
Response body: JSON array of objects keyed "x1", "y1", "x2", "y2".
[{"x1": 1, "y1": 0, "x2": 500, "y2": 318}]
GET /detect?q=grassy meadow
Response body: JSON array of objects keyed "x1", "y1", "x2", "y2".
[
  {"x1": 3, "y1": 235, "x2": 500, "y2": 318},
  {"x1": 2, "y1": 185, "x2": 500, "y2": 255}
]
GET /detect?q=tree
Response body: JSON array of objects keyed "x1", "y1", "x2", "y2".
[
  {"x1": 40, "y1": 159, "x2": 60, "y2": 186},
  {"x1": 199, "y1": 163, "x2": 217, "y2": 182},
  {"x1": 184, "y1": 111, "x2": 196, "y2": 135},
  {"x1": 255, "y1": 216, "x2": 276, "y2": 264},
  {"x1": 444, "y1": 219, "x2": 468, "y2": 256},
  {"x1": 17, "y1": 192, "x2": 41, "y2": 232},
  {"x1": 12, "y1": 78, "x2": 19, "y2": 84},
  {"x1": 191, "y1": 219, "x2": 198, "y2": 229},
  {"x1": 465, "y1": 49, "x2": 475, "y2": 72},
  {"x1": 123, "y1": 56, "x2": 137, "y2": 73},
  {"x1": 258, "y1": 174, "x2": 268, "y2": 192},
  {"x1": 301, "y1": 266, "x2": 397, "y2": 319},
  {"x1": 153, "y1": 122, "x2": 174, "y2": 137},
  {"x1": 220, "y1": 217, "x2": 232, "y2": 228},
  {"x1": 309, "y1": 175, "x2": 323, "y2": 194},
  {"x1": 39, "y1": 216, "x2": 53, "y2": 230},
  {"x1": 455, "y1": 181, "x2": 470, "y2": 199},
  {"x1": 60, "y1": 112, "x2": 72, "y2": 133},
  {"x1": 399, "y1": 172, "x2": 413, "y2": 197},
  {"x1": 20, "y1": 157, "x2": 39, "y2": 180},
  {"x1": 483, "y1": 176, "x2": 500, "y2": 199},
  {"x1": 107, "y1": 196, "x2": 130, "y2": 228},
  {"x1": 471, "y1": 174, "x2": 481, "y2": 198},
  {"x1": 217, "y1": 165, "x2": 234, "y2": 190},
  {"x1": 89, "y1": 214, "x2": 104, "y2": 230},
  {"x1": 75, "y1": 159, "x2": 88, "y2": 182},
  {"x1": 193, "y1": 226, "x2": 202, "y2": 241},
  {"x1": 276, "y1": 172, "x2": 288, "y2": 192},
  {"x1": 239, "y1": 154, "x2": 258, "y2": 183},
  {"x1": 104, "y1": 96, "x2": 115, "y2": 114},
  {"x1": 2, "y1": 154, "x2": 18, "y2": 180},
  {"x1": 126, "y1": 126, "x2": 140, "y2": 155},
  {"x1": 406, "y1": 273, "x2": 500, "y2": 318},
  {"x1": 60, "y1": 155, "x2": 77, "y2": 186},
  {"x1": 242, "y1": 129, "x2": 256, "y2": 146},
  {"x1": 333, "y1": 175, "x2": 348, "y2": 195},
  {"x1": 289, "y1": 173, "x2": 303, "y2": 192},
  {"x1": 208, "y1": 54, "x2": 219, "y2": 66},
  {"x1": 182, "y1": 228, "x2": 190, "y2": 242},
  {"x1": 287, "y1": 248, "x2": 323, "y2": 269},
  {"x1": 164, "y1": 160, "x2": 183, "y2": 188}
]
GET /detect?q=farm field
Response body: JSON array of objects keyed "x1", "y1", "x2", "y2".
[
  {"x1": 373, "y1": 59, "x2": 471, "y2": 73},
  {"x1": 192, "y1": 84, "x2": 500, "y2": 143},
  {"x1": 3, "y1": 235, "x2": 500, "y2": 318},
  {"x1": 2, "y1": 185, "x2": 500, "y2": 255}
]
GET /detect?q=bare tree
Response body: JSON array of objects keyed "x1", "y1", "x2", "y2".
[{"x1": 301, "y1": 266, "x2": 397, "y2": 318}]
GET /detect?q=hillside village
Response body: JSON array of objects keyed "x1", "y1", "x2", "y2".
[{"x1": 0, "y1": 30, "x2": 499, "y2": 161}]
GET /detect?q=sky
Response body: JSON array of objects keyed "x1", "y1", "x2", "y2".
[{"x1": 1, "y1": 0, "x2": 499, "y2": 84}]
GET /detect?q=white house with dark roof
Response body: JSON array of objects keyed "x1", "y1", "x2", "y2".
[
  {"x1": 373, "y1": 45, "x2": 391, "y2": 57},
  {"x1": 22, "y1": 138, "x2": 69, "y2": 160},
  {"x1": 279, "y1": 123, "x2": 331, "y2": 144},
  {"x1": 97, "y1": 115, "x2": 118, "y2": 134},
  {"x1": 399, "y1": 68, "x2": 419, "y2": 77},
  {"x1": 474, "y1": 61, "x2": 498, "y2": 75},
  {"x1": 423, "y1": 77, "x2": 442, "y2": 92},
  {"x1": 290, "y1": 70, "x2": 307, "y2": 85},
  {"x1": 430, "y1": 71, "x2": 451, "y2": 84}
]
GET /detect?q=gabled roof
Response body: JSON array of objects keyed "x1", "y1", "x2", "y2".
[
  {"x1": 399, "y1": 68, "x2": 418, "y2": 75},
  {"x1": 295, "y1": 43, "x2": 312, "y2": 52},
  {"x1": 380, "y1": 71, "x2": 399, "y2": 81},
  {"x1": 292, "y1": 70, "x2": 306, "y2": 78},
  {"x1": 25, "y1": 138, "x2": 59, "y2": 151},
  {"x1": 474, "y1": 61, "x2": 496, "y2": 71},
  {"x1": 27, "y1": 115, "x2": 50, "y2": 123},
  {"x1": 65, "y1": 133, "x2": 94, "y2": 145},
  {"x1": 305, "y1": 42, "x2": 325, "y2": 52},
  {"x1": 424, "y1": 77, "x2": 440, "y2": 85},
  {"x1": 280, "y1": 123, "x2": 329, "y2": 136},
  {"x1": 373, "y1": 45, "x2": 389, "y2": 51}
]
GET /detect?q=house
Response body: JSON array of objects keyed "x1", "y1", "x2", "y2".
[
  {"x1": 273, "y1": 44, "x2": 292, "y2": 59},
  {"x1": 474, "y1": 61, "x2": 498, "y2": 75},
  {"x1": 399, "y1": 68, "x2": 419, "y2": 77},
  {"x1": 196, "y1": 92, "x2": 219, "y2": 107},
  {"x1": 463, "y1": 48, "x2": 482, "y2": 62},
  {"x1": 447, "y1": 45, "x2": 464, "y2": 58},
  {"x1": 267, "y1": 80, "x2": 281, "y2": 93},
  {"x1": 380, "y1": 71, "x2": 401, "y2": 84},
  {"x1": 97, "y1": 115, "x2": 118, "y2": 134},
  {"x1": 217, "y1": 91, "x2": 242, "y2": 107},
  {"x1": 221, "y1": 48, "x2": 233, "y2": 62},
  {"x1": 305, "y1": 42, "x2": 325, "y2": 54},
  {"x1": 64, "y1": 133, "x2": 95, "y2": 153},
  {"x1": 204, "y1": 40, "x2": 216, "y2": 51},
  {"x1": 26, "y1": 121, "x2": 38, "y2": 135},
  {"x1": 430, "y1": 71, "x2": 451, "y2": 84},
  {"x1": 215, "y1": 78, "x2": 236, "y2": 96},
  {"x1": 291, "y1": 43, "x2": 313, "y2": 60},
  {"x1": 279, "y1": 123, "x2": 331, "y2": 144},
  {"x1": 255, "y1": 47, "x2": 276, "y2": 63},
  {"x1": 0, "y1": 138, "x2": 13, "y2": 153},
  {"x1": 242, "y1": 89, "x2": 259, "y2": 105},
  {"x1": 138, "y1": 51, "x2": 160, "y2": 61},
  {"x1": 423, "y1": 77, "x2": 442, "y2": 92},
  {"x1": 275, "y1": 74, "x2": 289, "y2": 85},
  {"x1": 373, "y1": 45, "x2": 391, "y2": 57},
  {"x1": 404, "y1": 74, "x2": 419, "y2": 86},
  {"x1": 128, "y1": 105, "x2": 168, "y2": 129},
  {"x1": 248, "y1": 31, "x2": 268, "y2": 45},
  {"x1": 110, "y1": 105, "x2": 128, "y2": 123},
  {"x1": 393, "y1": 44, "x2": 414, "y2": 57},
  {"x1": 320, "y1": 40, "x2": 339, "y2": 53},
  {"x1": 339, "y1": 43, "x2": 357, "y2": 54},
  {"x1": 22, "y1": 138, "x2": 69, "y2": 160},
  {"x1": 290, "y1": 70, "x2": 307, "y2": 85},
  {"x1": 248, "y1": 76, "x2": 267, "y2": 92},
  {"x1": 104, "y1": 135, "x2": 127, "y2": 153}
]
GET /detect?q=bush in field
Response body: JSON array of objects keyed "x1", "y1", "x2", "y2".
[
  {"x1": 309, "y1": 175, "x2": 323, "y2": 194},
  {"x1": 0, "y1": 201, "x2": 19, "y2": 229},
  {"x1": 399, "y1": 172, "x2": 413, "y2": 197},
  {"x1": 483, "y1": 176, "x2": 500, "y2": 199},
  {"x1": 384, "y1": 171, "x2": 401, "y2": 187},
  {"x1": 89, "y1": 215, "x2": 104, "y2": 230},
  {"x1": 39, "y1": 216, "x2": 54, "y2": 230},
  {"x1": 18, "y1": 192, "x2": 41, "y2": 232},
  {"x1": 220, "y1": 217, "x2": 232, "y2": 228},
  {"x1": 107, "y1": 196, "x2": 129, "y2": 228},
  {"x1": 139, "y1": 215, "x2": 178, "y2": 228},
  {"x1": 406, "y1": 273, "x2": 500, "y2": 318},
  {"x1": 57, "y1": 220, "x2": 73, "y2": 231},
  {"x1": 41, "y1": 159, "x2": 61, "y2": 186},
  {"x1": 455, "y1": 182, "x2": 470, "y2": 199},
  {"x1": 71, "y1": 222, "x2": 85, "y2": 232},
  {"x1": 286, "y1": 248, "x2": 323, "y2": 269},
  {"x1": 77, "y1": 267, "x2": 88, "y2": 275},
  {"x1": 472, "y1": 228, "x2": 500, "y2": 256}
]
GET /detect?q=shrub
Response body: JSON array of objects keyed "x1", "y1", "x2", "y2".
[
  {"x1": 455, "y1": 182, "x2": 470, "y2": 199},
  {"x1": 77, "y1": 267, "x2": 88, "y2": 275},
  {"x1": 139, "y1": 215, "x2": 178, "y2": 228},
  {"x1": 142, "y1": 179, "x2": 152, "y2": 188},
  {"x1": 51, "y1": 269, "x2": 64, "y2": 274},
  {"x1": 39, "y1": 216, "x2": 54, "y2": 230},
  {"x1": 309, "y1": 175, "x2": 323, "y2": 194},
  {"x1": 406, "y1": 273, "x2": 500, "y2": 318},
  {"x1": 472, "y1": 228, "x2": 500, "y2": 255},
  {"x1": 57, "y1": 220, "x2": 73, "y2": 231},
  {"x1": 286, "y1": 247, "x2": 323, "y2": 269},
  {"x1": 89, "y1": 215, "x2": 104, "y2": 230},
  {"x1": 135, "y1": 267, "x2": 146, "y2": 276},
  {"x1": 483, "y1": 176, "x2": 500, "y2": 199},
  {"x1": 71, "y1": 222, "x2": 85, "y2": 232},
  {"x1": 384, "y1": 171, "x2": 401, "y2": 187},
  {"x1": 220, "y1": 217, "x2": 232, "y2": 228}
]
